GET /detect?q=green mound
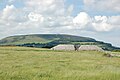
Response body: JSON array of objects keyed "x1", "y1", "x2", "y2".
[{"x1": 0, "y1": 34, "x2": 119, "y2": 51}]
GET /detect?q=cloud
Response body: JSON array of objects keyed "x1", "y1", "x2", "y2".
[
  {"x1": 92, "y1": 16, "x2": 113, "y2": 31},
  {"x1": 73, "y1": 12, "x2": 90, "y2": 29},
  {"x1": 92, "y1": 15, "x2": 120, "y2": 31},
  {"x1": 25, "y1": 0, "x2": 65, "y2": 16},
  {"x1": 0, "y1": 0, "x2": 73, "y2": 38},
  {"x1": 0, "y1": 0, "x2": 120, "y2": 47},
  {"x1": 8, "y1": 0, "x2": 15, "y2": 3},
  {"x1": 0, "y1": 5, "x2": 17, "y2": 31},
  {"x1": 92, "y1": 22, "x2": 113, "y2": 32},
  {"x1": 26, "y1": 0, "x2": 55, "y2": 6},
  {"x1": 2, "y1": 5, "x2": 16, "y2": 20},
  {"x1": 84, "y1": 0, "x2": 95, "y2": 5},
  {"x1": 66, "y1": 4, "x2": 74, "y2": 16},
  {"x1": 28, "y1": 12, "x2": 44, "y2": 22},
  {"x1": 84, "y1": 0, "x2": 120, "y2": 13},
  {"x1": 0, "y1": 0, "x2": 120, "y2": 43},
  {"x1": 72, "y1": 12, "x2": 120, "y2": 32},
  {"x1": 109, "y1": 16, "x2": 120, "y2": 25}
]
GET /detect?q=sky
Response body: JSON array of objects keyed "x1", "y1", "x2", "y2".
[{"x1": 0, "y1": 0, "x2": 120, "y2": 47}]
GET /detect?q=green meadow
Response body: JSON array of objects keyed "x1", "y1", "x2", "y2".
[{"x1": 0, "y1": 47, "x2": 120, "y2": 80}]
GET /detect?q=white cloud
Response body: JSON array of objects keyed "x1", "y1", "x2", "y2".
[
  {"x1": 25, "y1": 0, "x2": 65, "y2": 16},
  {"x1": 28, "y1": 12, "x2": 44, "y2": 22},
  {"x1": 73, "y1": 12, "x2": 90, "y2": 28},
  {"x1": 0, "y1": 0, "x2": 73, "y2": 38},
  {"x1": 2, "y1": 5, "x2": 16, "y2": 20},
  {"x1": 109, "y1": 16, "x2": 120, "y2": 25},
  {"x1": 0, "y1": 0, "x2": 120, "y2": 47},
  {"x1": 0, "y1": 3, "x2": 120, "y2": 38},
  {"x1": 8, "y1": 0, "x2": 15, "y2": 3},
  {"x1": 92, "y1": 22, "x2": 113, "y2": 32},
  {"x1": 84, "y1": 0, "x2": 120, "y2": 13},
  {"x1": 72, "y1": 12, "x2": 120, "y2": 32},
  {"x1": 92, "y1": 15, "x2": 120, "y2": 32},
  {"x1": 0, "y1": 5, "x2": 18, "y2": 31},
  {"x1": 92, "y1": 16, "x2": 112, "y2": 31},
  {"x1": 66, "y1": 4, "x2": 74, "y2": 16},
  {"x1": 84, "y1": 0, "x2": 95, "y2": 5},
  {"x1": 94, "y1": 16, "x2": 107, "y2": 23}
]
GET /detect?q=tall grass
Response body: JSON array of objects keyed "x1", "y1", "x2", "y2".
[{"x1": 0, "y1": 47, "x2": 120, "y2": 80}]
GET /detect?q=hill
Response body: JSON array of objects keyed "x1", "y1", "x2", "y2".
[{"x1": 0, "y1": 34, "x2": 119, "y2": 51}]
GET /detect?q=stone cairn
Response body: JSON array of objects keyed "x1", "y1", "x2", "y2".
[{"x1": 74, "y1": 44, "x2": 80, "y2": 51}]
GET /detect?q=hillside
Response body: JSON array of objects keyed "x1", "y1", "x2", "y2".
[{"x1": 0, "y1": 34, "x2": 119, "y2": 51}]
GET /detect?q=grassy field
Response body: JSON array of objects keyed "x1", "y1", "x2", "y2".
[{"x1": 0, "y1": 47, "x2": 120, "y2": 80}]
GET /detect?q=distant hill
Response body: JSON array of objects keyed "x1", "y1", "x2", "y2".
[{"x1": 0, "y1": 34, "x2": 119, "y2": 51}]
